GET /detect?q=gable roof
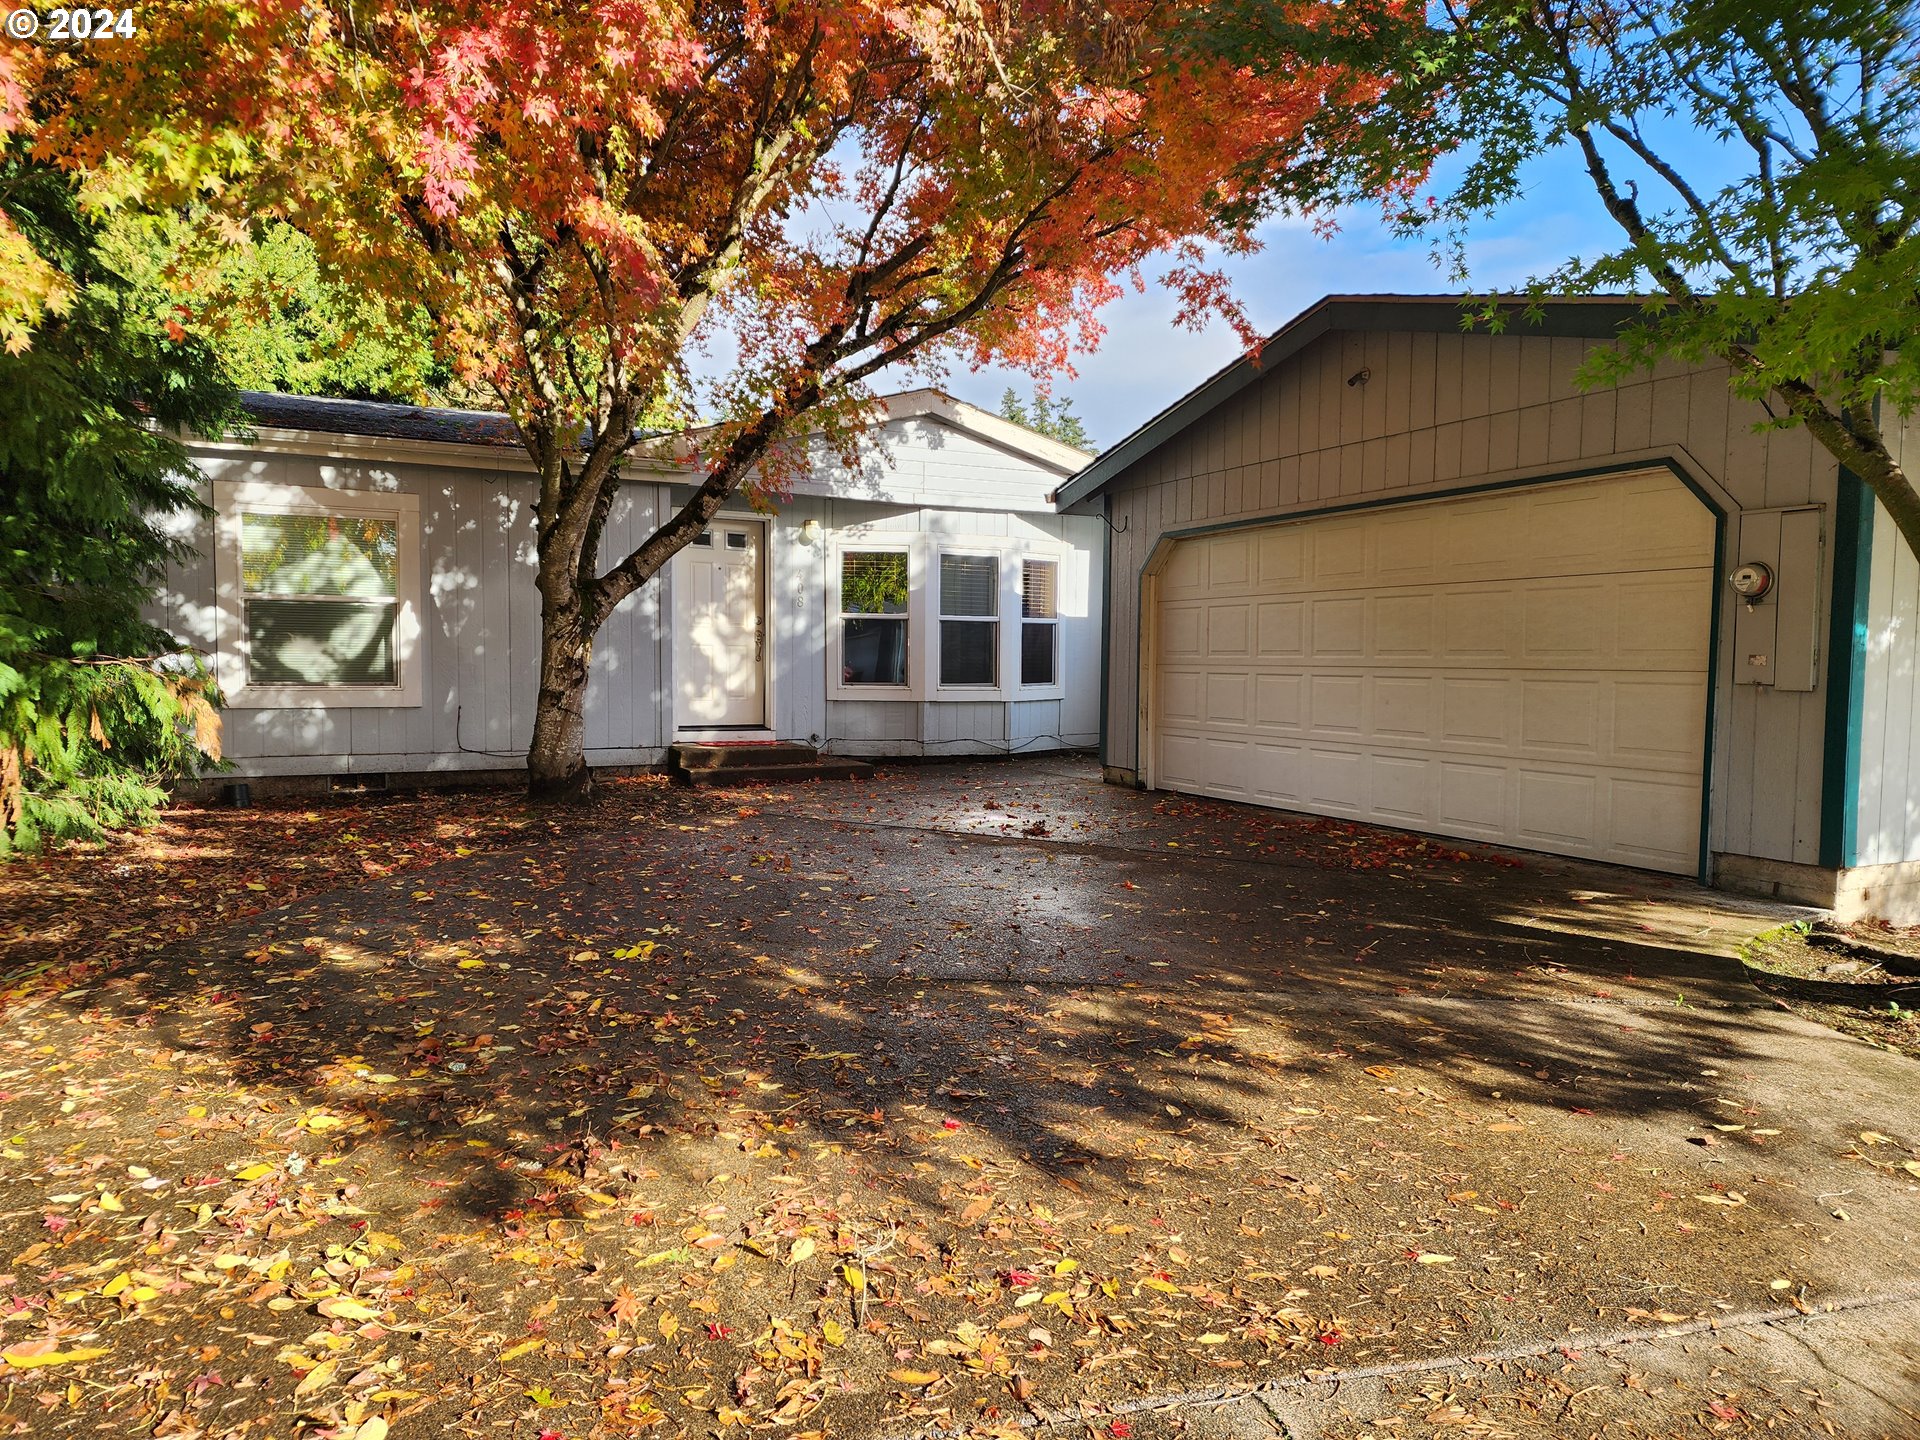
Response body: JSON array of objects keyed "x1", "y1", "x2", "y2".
[{"x1": 1053, "y1": 293, "x2": 1655, "y2": 511}]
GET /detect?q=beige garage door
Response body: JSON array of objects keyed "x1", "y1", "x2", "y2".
[{"x1": 1151, "y1": 472, "x2": 1715, "y2": 873}]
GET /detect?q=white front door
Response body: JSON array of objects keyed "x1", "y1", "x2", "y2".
[{"x1": 674, "y1": 521, "x2": 766, "y2": 729}]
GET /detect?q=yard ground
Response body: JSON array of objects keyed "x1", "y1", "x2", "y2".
[{"x1": 1, "y1": 756, "x2": 1917, "y2": 1440}]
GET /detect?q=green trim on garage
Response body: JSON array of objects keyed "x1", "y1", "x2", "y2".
[
  {"x1": 1819, "y1": 469, "x2": 1874, "y2": 870},
  {"x1": 1134, "y1": 459, "x2": 1727, "y2": 878}
]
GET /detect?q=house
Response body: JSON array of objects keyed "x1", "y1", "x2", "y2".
[
  {"x1": 154, "y1": 388, "x2": 1103, "y2": 790},
  {"x1": 1056, "y1": 295, "x2": 1920, "y2": 922}
]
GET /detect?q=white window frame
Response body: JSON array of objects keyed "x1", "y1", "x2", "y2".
[
  {"x1": 934, "y1": 547, "x2": 1003, "y2": 694},
  {"x1": 824, "y1": 531, "x2": 1067, "y2": 703},
  {"x1": 826, "y1": 540, "x2": 922, "y2": 702},
  {"x1": 1016, "y1": 556, "x2": 1063, "y2": 694},
  {"x1": 212, "y1": 480, "x2": 424, "y2": 709}
]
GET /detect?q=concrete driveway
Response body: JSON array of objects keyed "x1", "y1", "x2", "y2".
[{"x1": 4, "y1": 755, "x2": 1917, "y2": 1438}]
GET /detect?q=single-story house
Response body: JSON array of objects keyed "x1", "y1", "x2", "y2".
[
  {"x1": 154, "y1": 388, "x2": 1103, "y2": 788},
  {"x1": 1057, "y1": 295, "x2": 1920, "y2": 922}
]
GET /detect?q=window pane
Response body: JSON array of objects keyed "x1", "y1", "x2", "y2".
[
  {"x1": 1021, "y1": 560, "x2": 1057, "y2": 619},
  {"x1": 247, "y1": 598, "x2": 396, "y2": 686},
  {"x1": 242, "y1": 513, "x2": 397, "y2": 598},
  {"x1": 941, "y1": 620, "x2": 996, "y2": 686},
  {"x1": 940, "y1": 554, "x2": 997, "y2": 616},
  {"x1": 842, "y1": 617, "x2": 908, "y2": 685},
  {"x1": 1021, "y1": 622, "x2": 1056, "y2": 686},
  {"x1": 842, "y1": 552, "x2": 909, "y2": 615}
]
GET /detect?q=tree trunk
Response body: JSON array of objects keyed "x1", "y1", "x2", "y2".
[
  {"x1": 1850, "y1": 445, "x2": 1920, "y2": 565},
  {"x1": 527, "y1": 595, "x2": 594, "y2": 803}
]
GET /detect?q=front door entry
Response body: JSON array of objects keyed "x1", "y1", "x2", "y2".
[{"x1": 674, "y1": 522, "x2": 766, "y2": 729}]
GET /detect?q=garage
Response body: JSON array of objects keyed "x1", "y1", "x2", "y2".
[{"x1": 1149, "y1": 471, "x2": 1716, "y2": 873}]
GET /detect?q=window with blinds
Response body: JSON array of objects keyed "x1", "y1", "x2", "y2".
[
  {"x1": 240, "y1": 513, "x2": 399, "y2": 686},
  {"x1": 840, "y1": 551, "x2": 909, "y2": 686},
  {"x1": 939, "y1": 554, "x2": 998, "y2": 687},
  {"x1": 1020, "y1": 558, "x2": 1058, "y2": 687}
]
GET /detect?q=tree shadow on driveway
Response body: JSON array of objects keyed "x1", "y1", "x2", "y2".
[{"x1": 9, "y1": 762, "x2": 1919, "y2": 1434}]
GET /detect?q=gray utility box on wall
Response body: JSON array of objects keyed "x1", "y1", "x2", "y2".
[{"x1": 1732, "y1": 506, "x2": 1823, "y2": 691}]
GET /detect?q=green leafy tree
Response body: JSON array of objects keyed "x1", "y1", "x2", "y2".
[
  {"x1": 998, "y1": 386, "x2": 1093, "y2": 451},
  {"x1": 207, "y1": 222, "x2": 447, "y2": 403},
  {"x1": 1206, "y1": 0, "x2": 1920, "y2": 560},
  {"x1": 0, "y1": 150, "x2": 234, "y2": 853}
]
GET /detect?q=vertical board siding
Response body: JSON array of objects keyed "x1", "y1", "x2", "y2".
[
  {"x1": 163, "y1": 406, "x2": 1104, "y2": 777},
  {"x1": 158, "y1": 453, "x2": 670, "y2": 774},
  {"x1": 1098, "y1": 327, "x2": 1844, "y2": 865},
  {"x1": 1858, "y1": 495, "x2": 1920, "y2": 864}
]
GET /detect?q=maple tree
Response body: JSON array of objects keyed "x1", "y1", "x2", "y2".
[
  {"x1": 0, "y1": 145, "x2": 232, "y2": 853},
  {"x1": 5, "y1": 1, "x2": 1390, "y2": 798}
]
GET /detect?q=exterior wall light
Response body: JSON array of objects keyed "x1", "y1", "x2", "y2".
[{"x1": 798, "y1": 518, "x2": 823, "y2": 546}]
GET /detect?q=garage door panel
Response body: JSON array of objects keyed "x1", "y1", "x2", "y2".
[
  {"x1": 1203, "y1": 736, "x2": 1250, "y2": 796},
  {"x1": 1153, "y1": 471, "x2": 1713, "y2": 874},
  {"x1": 1205, "y1": 672, "x2": 1249, "y2": 726},
  {"x1": 1620, "y1": 480, "x2": 1716, "y2": 562},
  {"x1": 1210, "y1": 535, "x2": 1252, "y2": 589},
  {"x1": 1249, "y1": 741, "x2": 1305, "y2": 803},
  {"x1": 1527, "y1": 486, "x2": 1617, "y2": 563},
  {"x1": 1442, "y1": 499, "x2": 1525, "y2": 574},
  {"x1": 1442, "y1": 592, "x2": 1518, "y2": 661},
  {"x1": 1524, "y1": 583, "x2": 1613, "y2": 662},
  {"x1": 1256, "y1": 601, "x2": 1305, "y2": 657},
  {"x1": 1369, "y1": 753, "x2": 1433, "y2": 823},
  {"x1": 1313, "y1": 525, "x2": 1367, "y2": 582},
  {"x1": 1165, "y1": 544, "x2": 1207, "y2": 594},
  {"x1": 1439, "y1": 761, "x2": 1511, "y2": 836},
  {"x1": 1161, "y1": 668, "x2": 1204, "y2": 724},
  {"x1": 1520, "y1": 680, "x2": 1601, "y2": 757},
  {"x1": 1441, "y1": 678, "x2": 1514, "y2": 745},
  {"x1": 1611, "y1": 679, "x2": 1706, "y2": 767},
  {"x1": 1617, "y1": 580, "x2": 1713, "y2": 666},
  {"x1": 1374, "y1": 594, "x2": 1436, "y2": 659},
  {"x1": 1516, "y1": 769, "x2": 1600, "y2": 847},
  {"x1": 1312, "y1": 598, "x2": 1367, "y2": 656},
  {"x1": 1309, "y1": 675, "x2": 1365, "y2": 735},
  {"x1": 1372, "y1": 676, "x2": 1437, "y2": 741},
  {"x1": 1375, "y1": 514, "x2": 1437, "y2": 582},
  {"x1": 1257, "y1": 529, "x2": 1305, "y2": 587},
  {"x1": 1207, "y1": 603, "x2": 1252, "y2": 657},
  {"x1": 1161, "y1": 605, "x2": 1204, "y2": 660},
  {"x1": 1253, "y1": 673, "x2": 1304, "y2": 729},
  {"x1": 1306, "y1": 748, "x2": 1366, "y2": 812},
  {"x1": 1609, "y1": 778, "x2": 1700, "y2": 867}
]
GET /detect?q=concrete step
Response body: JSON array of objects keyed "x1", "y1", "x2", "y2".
[
  {"x1": 677, "y1": 759, "x2": 875, "y2": 787},
  {"x1": 670, "y1": 741, "x2": 821, "y2": 771},
  {"x1": 667, "y1": 742, "x2": 873, "y2": 787}
]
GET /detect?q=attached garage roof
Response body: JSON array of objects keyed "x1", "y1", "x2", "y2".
[{"x1": 1053, "y1": 294, "x2": 1655, "y2": 511}]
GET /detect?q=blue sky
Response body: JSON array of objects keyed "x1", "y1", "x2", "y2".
[{"x1": 930, "y1": 142, "x2": 1629, "y2": 451}]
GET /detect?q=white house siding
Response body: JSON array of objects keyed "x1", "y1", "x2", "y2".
[
  {"x1": 786, "y1": 496, "x2": 1104, "y2": 757},
  {"x1": 156, "y1": 407, "x2": 1101, "y2": 780},
  {"x1": 155, "y1": 449, "x2": 670, "y2": 777},
  {"x1": 1858, "y1": 499, "x2": 1920, "y2": 867},
  {"x1": 1096, "y1": 327, "x2": 1843, "y2": 869}
]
